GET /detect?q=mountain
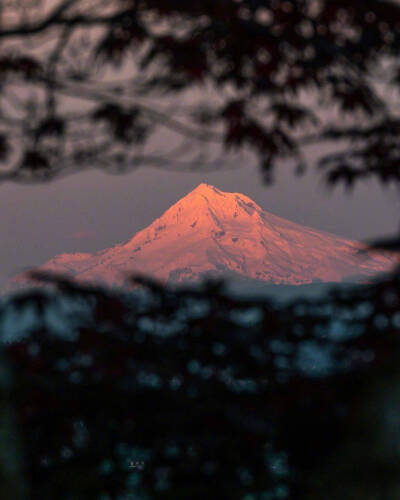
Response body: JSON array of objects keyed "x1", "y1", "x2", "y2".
[{"x1": 14, "y1": 184, "x2": 397, "y2": 288}]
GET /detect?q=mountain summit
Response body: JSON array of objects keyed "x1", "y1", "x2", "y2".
[{"x1": 23, "y1": 184, "x2": 396, "y2": 287}]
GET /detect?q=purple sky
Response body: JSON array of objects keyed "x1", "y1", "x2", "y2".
[{"x1": 1, "y1": 160, "x2": 399, "y2": 290}]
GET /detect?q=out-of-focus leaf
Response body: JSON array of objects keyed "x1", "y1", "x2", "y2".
[
  {"x1": 370, "y1": 235, "x2": 400, "y2": 251},
  {"x1": 0, "y1": 134, "x2": 10, "y2": 162}
]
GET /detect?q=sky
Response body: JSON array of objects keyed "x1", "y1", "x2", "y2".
[{"x1": 1, "y1": 159, "x2": 399, "y2": 290}]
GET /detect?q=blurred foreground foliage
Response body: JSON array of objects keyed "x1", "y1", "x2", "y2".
[
  {"x1": 0, "y1": 269, "x2": 400, "y2": 499},
  {"x1": 1, "y1": 0, "x2": 400, "y2": 186}
]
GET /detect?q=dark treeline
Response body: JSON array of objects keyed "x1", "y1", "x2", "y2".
[{"x1": 0, "y1": 269, "x2": 399, "y2": 499}]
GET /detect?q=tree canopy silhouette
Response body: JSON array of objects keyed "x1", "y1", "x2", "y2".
[
  {"x1": 0, "y1": 269, "x2": 400, "y2": 499},
  {"x1": 0, "y1": 0, "x2": 400, "y2": 187}
]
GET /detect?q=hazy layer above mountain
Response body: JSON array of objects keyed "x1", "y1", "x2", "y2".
[{"x1": 14, "y1": 183, "x2": 397, "y2": 288}]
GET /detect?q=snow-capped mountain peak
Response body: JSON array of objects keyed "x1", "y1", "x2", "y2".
[{"x1": 13, "y1": 184, "x2": 397, "y2": 288}]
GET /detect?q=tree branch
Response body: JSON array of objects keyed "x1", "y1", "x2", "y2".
[{"x1": 0, "y1": 0, "x2": 112, "y2": 39}]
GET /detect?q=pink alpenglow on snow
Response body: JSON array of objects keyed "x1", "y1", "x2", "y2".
[{"x1": 16, "y1": 184, "x2": 398, "y2": 287}]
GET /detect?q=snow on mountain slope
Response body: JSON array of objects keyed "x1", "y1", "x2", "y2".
[{"x1": 17, "y1": 184, "x2": 398, "y2": 287}]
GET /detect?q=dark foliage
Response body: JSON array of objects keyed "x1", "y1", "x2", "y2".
[
  {"x1": 0, "y1": 1, "x2": 400, "y2": 184},
  {"x1": 0, "y1": 269, "x2": 400, "y2": 499}
]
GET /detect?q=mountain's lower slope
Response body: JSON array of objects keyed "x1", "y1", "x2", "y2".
[{"x1": 17, "y1": 184, "x2": 397, "y2": 288}]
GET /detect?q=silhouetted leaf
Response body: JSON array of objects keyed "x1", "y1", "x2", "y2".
[
  {"x1": 37, "y1": 117, "x2": 65, "y2": 138},
  {"x1": 0, "y1": 56, "x2": 43, "y2": 80},
  {"x1": 20, "y1": 151, "x2": 50, "y2": 171},
  {"x1": 0, "y1": 134, "x2": 10, "y2": 162},
  {"x1": 370, "y1": 235, "x2": 400, "y2": 251}
]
